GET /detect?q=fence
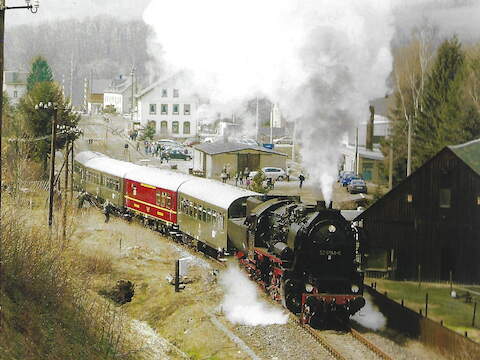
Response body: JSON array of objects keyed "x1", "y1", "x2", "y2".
[{"x1": 366, "y1": 285, "x2": 480, "y2": 360}]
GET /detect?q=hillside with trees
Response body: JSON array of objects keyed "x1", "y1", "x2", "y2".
[{"x1": 5, "y1": 16, "x2": 155, "y2": 106}]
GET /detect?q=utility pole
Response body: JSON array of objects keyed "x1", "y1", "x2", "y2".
[
  {"x1": 69, "y1": 53, "x2": 74, "y2": 101},
  {"x1": 62, "y1": 141, "x2": 69, "y2": 241},
  {"x1": 292, "y1": 118, "x2": 297, "y2": 163},
  {"x1": 130, "y1": 66, "x2": 135, "y2": 128},
  {"x1": 255, "y1": 96, "x2": 259, "y2": 143},
  {"x1": 48, "y1": 108, "x2": 58, "y2": 227},
  {"x1": 0, "y1": 0, "x2": 39, "y2": 223},
  {"x1": 354, "y1": 127, "x2": 359, "y2": 176},
  {"x1": 388, "y1": 141, "x2": 393, "y2": 190},
  {"x1": 269, "y1": 104, "x2": 273, "y2": 144},
  {"x1": 70, "y1": 140, "x2": 74, "y2": 200}
]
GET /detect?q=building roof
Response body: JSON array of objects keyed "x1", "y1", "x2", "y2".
[
  {"x1": 194, "y1": 141, "x2": 287, "y2": 156},
  {"x1": 449, "y1": 138, "x2": 480, "y2": 177},
  {"x1": 105, "y1": 76, "x2": 132, "y2": 94},
  {"x1": 4, "y1": 71, "x2": 28, "y2": 85},
  {"x1": 135, "y1": 72, "x2": 189, "y2": 99},
  {"x1": 369, "y1": 96, "x2": 390, "y2": 118},
  {"x1": 91, "y1": 79, "x2": 110, "y2": 94},
  {"x1": 342, "y1": 144, "x2": 384, "y2": 161},
  {"x1": 178, "y1": 177, "x2": 259, "y2": 210}
]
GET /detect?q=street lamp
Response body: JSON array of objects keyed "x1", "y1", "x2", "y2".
[
  {"x1": 35, "y1": 101, "x2": 58, "y2": 227},
  {"x1": 0, "y1": 0, "x2": 39, "y2": 217}
]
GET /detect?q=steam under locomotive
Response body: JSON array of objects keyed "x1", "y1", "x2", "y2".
[
  {"x1": 74, "y1": 151, "x2": 366, "y2": 327},
  {"x1": 229, "y1": 197, "x2": 366, "y2": 327}
]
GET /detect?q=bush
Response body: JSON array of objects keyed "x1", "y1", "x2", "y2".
[{"x1": 0, "y1": 197, "x2": 140, "y2": 359}]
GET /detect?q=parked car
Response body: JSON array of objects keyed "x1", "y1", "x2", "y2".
[
  {"x1": 338, "y1": 170, "x2": 354, "y2": 182},
  {"x1": 347, "y1": 179, "x2": 368, "y2": 194},
  {"x1": 273, "y1": 136, "x2": 293, "y2": 145},
  {"x1": 164, "y1": 149, "x2": 192, "y2": 161},
  {"x1": 262, "y1": 167, "x2": 286, "y2": 181},
  {"x1": 341, "y1": 173, "x2": 359, "y2": 187},
  {"x1": 248, "y1": 171, "x2": 259, "y2": 180}
]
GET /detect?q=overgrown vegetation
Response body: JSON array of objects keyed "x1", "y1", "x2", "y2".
[
  {"x1": 0, "y1": 196, "x2": 142, "y2": 359},
  {"x1": 248, "y1": 170, "x2": 269, "y2": 193}
]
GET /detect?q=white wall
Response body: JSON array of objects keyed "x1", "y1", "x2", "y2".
[
  {"x1": 137, "y1": 86, "x2": 198, "y2": 138},
  {"x1": 104, "y1": 93, "x2": 123, "y2": 113},
  {"x1": 4, "y1": 84, "x2": 26, "y2": 105}
]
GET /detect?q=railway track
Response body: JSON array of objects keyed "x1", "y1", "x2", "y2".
[{"x1": 97, "y1": 208, "x2": 394, "y2": 360}]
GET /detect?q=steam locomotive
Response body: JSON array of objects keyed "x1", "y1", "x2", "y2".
[
  {"x1": 229, "y1": 197, "x2": 366, "y2": 327},
  {"x1": 74, "y1": 151, "x2": 366, "y2": 327}
]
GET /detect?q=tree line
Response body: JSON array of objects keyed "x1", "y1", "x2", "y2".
[
  {"x1": 386, "y1": 28, "x2": 480, "y2": 184},
  {"x1": 5, "y1": 16, "x2": 155, "y2": 106}
]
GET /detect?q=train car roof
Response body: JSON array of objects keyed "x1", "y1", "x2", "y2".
[
  {"x1": 82, "y1": 154, "x2": 141, "y2": 178},
  {"x1": 178, "y1": 178, "x2": 260, "y2": 210},
  {"x1": 125, "y1": 166, "x2": 193, "y2": 191},
  {"x1": 74, "y1": 151, "x2": 106, "y2": 165}
]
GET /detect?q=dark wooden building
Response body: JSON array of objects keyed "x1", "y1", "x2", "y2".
[{"x1": 357, "y1": 139, "x2": 480, "y2": 284}]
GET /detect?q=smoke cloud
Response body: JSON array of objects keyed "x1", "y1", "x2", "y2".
[
  {"x1": 143, "y1": 0, "x2": 395, "y2": 202},
  {"x1": 351, "y1": 294, "x2": 387, "y2": 331},
  {"x1": 219, "y1": 266, "x2": 288, "y2": 326}
]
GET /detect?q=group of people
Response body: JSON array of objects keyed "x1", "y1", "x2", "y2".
[{"x1": 128, "y1": 130, "x2": 139, "y2": 141}]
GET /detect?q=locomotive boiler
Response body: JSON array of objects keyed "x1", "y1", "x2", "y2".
[{"x1": 229, "y1": 197, "x2": 366, "y2": 327}]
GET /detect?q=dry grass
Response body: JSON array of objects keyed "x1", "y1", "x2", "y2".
[{"x1": 0, "y1": 193, "x2": 145, "y2": 359}]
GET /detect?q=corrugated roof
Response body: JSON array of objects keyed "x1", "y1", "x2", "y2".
[
  {"x1": 194, "y1": 142, "x2": 287, "y2": 156},
  {"x1": 449, "y1": 138, "x2": 480, "y2": 176}
]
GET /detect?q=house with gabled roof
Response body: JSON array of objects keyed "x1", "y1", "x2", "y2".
[
  {"x1": 104, "y1": 75, "x2": 134, "y2": 114},
  {"x1": 356, "y1": 139, "x2": 480, "y2": 283},
  {"x1": 3, "y1": 70, "x2": 28, "y2": 105},
  {"x1": 135, "y1": 74, "x2": 199, "y2": 139}
]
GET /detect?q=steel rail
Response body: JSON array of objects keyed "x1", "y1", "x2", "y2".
[{"x1": 349, "y1": 327, "x2": 394, "y2": 360}]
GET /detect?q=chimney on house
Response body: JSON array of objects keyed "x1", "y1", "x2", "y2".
[{"x1": 366, "y1": 105, "x2": 374, "y2": 151}]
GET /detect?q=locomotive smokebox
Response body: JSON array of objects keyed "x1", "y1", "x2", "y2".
[{"x1": 272, "y1": 242, "x2": 293, "y2": 260}]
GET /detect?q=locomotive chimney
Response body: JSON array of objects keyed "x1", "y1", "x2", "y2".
[
  {"x1": 366, "y1": 105, "x2": 374, "y2": 151},
  {"x1": 316, "y1": 200, "x2": 326, "y2": 210}
]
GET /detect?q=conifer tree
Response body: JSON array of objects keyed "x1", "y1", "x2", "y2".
[
  {"x1": 27, "y1": 56, "x2": 54, "y2": 92},
  {"x1": 415, "y1": 36, "x2": 467, "y2": 167}
]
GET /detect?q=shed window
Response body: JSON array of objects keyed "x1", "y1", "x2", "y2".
[
  {"x1": 407, "y1": 194, "x2": 413, "y2": 203},
  {"x1": 477, "y1": 196, "x2": 480, "y2": 206},
  {"x1": 439, "y1": 189, "x2": 451, "y2": 208}
]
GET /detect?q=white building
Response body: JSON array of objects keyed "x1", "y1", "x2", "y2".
[
  {"x1": 135, "y1": 79, "x2": 198, "y2": 139},
  {"x1": 3, "y1": 71, "x2": 28, "y2": 105},
  {"x1": 103, "y1": 75, "x2": 133, "y2": 114}
]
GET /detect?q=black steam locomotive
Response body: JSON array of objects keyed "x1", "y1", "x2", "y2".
[{"x1": 229, "y1": 196, "x2": 366, "y2": 327}]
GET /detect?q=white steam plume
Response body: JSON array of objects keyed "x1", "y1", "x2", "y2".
[
  {"x1": 219, "y1": 266, "x2": 288, "y2": 326},
  {"x1": 143, "y1": 0, "x2": 395, "y2": 202},
  {"x1": 351, "y1": 294, "x2": 387, "y2": 331}
]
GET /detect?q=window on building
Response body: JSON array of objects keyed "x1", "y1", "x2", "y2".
[
  {"x1": 172, "y1": 121, "x2": 179, "y2": 134},
  {"x1": 173, "y1": 89, "x2": 179, "y2": 97},
  {"x1": 406, "y1": 194, "x2": 413, "y2": 203},
  {"x1": 13, "y1": 91, "x2": 18, "y2": 98},
  {"x1": 161, "y1": 104, "x2": 168, "y2": 115},
  {"x1": 184, "y1": 104, "x2": 191, "y2": 115},
  {"x1": 149, "y1": 104, "x2": 157, "y2": 115},
  {"x1": 439, "y1": 188, "x2": 451, "y2": 208},
  {"x1": 160, "y1": 121, "x2": 168, "y2": 135},
  {"x1": 162, "y1": 89, "x2": 168, "y2": 97},
  {"x1": 477, "y1": 196, "x2": 480, "y2": 206},
  {"x1": 183, "y1": 121, "x2": 191, "y2": 134},
  {"x1": 173, "y1": 104, "x2": 179, "y2": 114},
  {"x1": 147, "y1": 120, "x2": 156, "y2": 134}
]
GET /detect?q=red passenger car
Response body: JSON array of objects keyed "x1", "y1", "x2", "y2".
[{"x1": 124, "y1": 167, "x2": 192, "y2": 226}]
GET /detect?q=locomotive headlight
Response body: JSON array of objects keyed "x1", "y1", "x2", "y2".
[
  {"x1": 328, "y1": 225, "x2": 336, "y2": 233},
  {"x1": 305, "y1": 283, "x2": 314, "y2": 292},
  {"x1": 351, "y1": 285, "x2": 360, "y2": 293}
]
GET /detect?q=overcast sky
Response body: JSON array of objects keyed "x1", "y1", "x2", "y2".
[{"x1": 6, "y1": 0, "x2": 150, "y2": 26}]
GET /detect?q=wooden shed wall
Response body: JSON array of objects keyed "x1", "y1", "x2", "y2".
[{"x1": 360, "y1": 149, "x2": 480, "y2": 283}]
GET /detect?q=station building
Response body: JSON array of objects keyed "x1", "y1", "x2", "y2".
[
  {"x1": 356, "y1": 139, "x2": 480, "y2": 284},
  {"x1": 193, "y1": 142, "x2": 287, "y2": 180}
]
